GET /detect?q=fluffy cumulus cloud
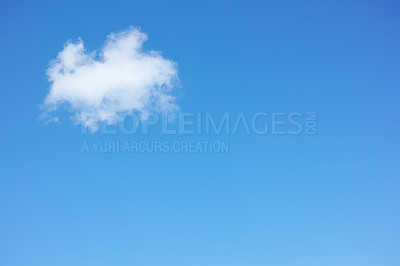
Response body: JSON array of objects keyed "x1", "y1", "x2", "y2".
[{"x1": 42, "y1": 27, "x2": 179, "y2": 131}]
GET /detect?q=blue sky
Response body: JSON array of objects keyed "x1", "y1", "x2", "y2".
[{"x1": 1, "y1": 0, "x2": 400, "y2": 265}]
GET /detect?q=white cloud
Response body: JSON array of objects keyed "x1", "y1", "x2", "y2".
[{"x1": 42, "y1": 27, "x2": 179, "y2": 131}]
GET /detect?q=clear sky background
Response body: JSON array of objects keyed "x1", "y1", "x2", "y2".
[{"x1": 1, "y1": 0, "x2": 400, "y2": 265}]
